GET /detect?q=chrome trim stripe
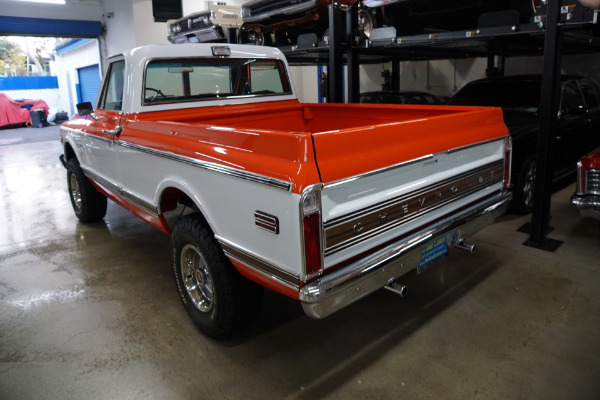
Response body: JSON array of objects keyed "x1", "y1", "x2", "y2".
[
  {"x1": 80, "y1": 166, "x2": 120, "y2": 194},
  {"x1": 118, "y1": 141, "x2": 293, "y2": 192},
  {"x1": 123, "y1": 192, "x2": 160, "y2": 217},
  {"x1": 323, "y1": 137, "x2": 506, "y2": 189},
  {"x1": 81, "y1": 167, "x2": 159, "y2": 218},
  {"x1": 324, "y1": 154, "x2": 434, "y2": 189},
  {"x1": 324, "y1": 161, "x2": 504, "y2": 256},
  {"x1": 62, "y1": 125, "x2": 292, "y2": 192},
  {"x1": 444, "y1": 136, "x2": 505, "y2": 154},
  {"x1": 217, "y1": 237, "x2": 301, "y2": 290}
]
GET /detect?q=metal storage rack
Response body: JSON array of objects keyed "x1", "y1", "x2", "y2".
[{"x1": 279, "y1": 0, "x2": 599, "y2": 250}]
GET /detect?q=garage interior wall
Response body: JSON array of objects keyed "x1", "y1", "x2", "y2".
[
  {"x1": 1, "y1": 0, "x2": 600, "y2": 103},
  {"x1": 53, "y1": 39, "x2": 101, "y2": 116},
  {"x1": 0, "y1": 0, "x2": 103, "y2": 21},
  {"x1": 359, "y1": 52, "x2": 600, "y2": 100}
]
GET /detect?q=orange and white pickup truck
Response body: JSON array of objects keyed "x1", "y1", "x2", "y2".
[{"x1": 60, "y1": 43, "x2": 512, "y2": 338}]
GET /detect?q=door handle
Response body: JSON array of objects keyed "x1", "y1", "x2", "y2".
[{"x1": 102, "y1": 125, "x2": 123, "y2": 137}]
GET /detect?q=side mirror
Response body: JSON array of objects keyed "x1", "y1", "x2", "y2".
[{"x1": 76, "y1": 102, "x2": 94, "y2": 115}]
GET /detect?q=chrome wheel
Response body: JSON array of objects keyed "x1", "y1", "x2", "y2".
[
  {"x1": 521, "y1": 159, "x2": 537, "y2": 209},
  {"x1": 358, "y1": 9, "x2": 376, "y2": 38},
  {"x1": 180, "y1": 244, "x2": 214, "y2": 313},
  {"x1": 247, "y1": 29, "x2": 265, "y2": 46},
  {"x1": 69, "y1": 172, "x2": 82, "y2": 212}
]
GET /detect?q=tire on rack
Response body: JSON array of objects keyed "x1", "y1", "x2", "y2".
[
  {"x1": 512, "y1": 156, "x2": 537, "y2": 214},
  {"x1": 66, "y1": 158, "x2": 107, "y2": 222},
  {"x1": 171, "y1": 213, "x2": 264, "y2": 339},
  {"x1": 245, "y1": 28, "x2": 270, "y2": 46}
]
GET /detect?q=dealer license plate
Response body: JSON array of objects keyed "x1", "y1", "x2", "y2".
[{"x1": 418, "y1": 236, "x2": 448, "y2": 270}]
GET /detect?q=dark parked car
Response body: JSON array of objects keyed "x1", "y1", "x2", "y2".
[
  {"x1": 571, "y1": 147, "x2": 600, "y2": 221},
  {"x1": 449, "y1": 75, "x2": 600, "y2": 213},
  {"x1": 360, "y1": 90, "x2": 444, "y2": 105},
  {"x1": 361, "y1": 0, "x2": 539, "y2": 38}
]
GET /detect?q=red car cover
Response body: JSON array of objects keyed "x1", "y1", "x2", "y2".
[{"x1": 0, "y1": 92, "x2": 49, "y2": 128}]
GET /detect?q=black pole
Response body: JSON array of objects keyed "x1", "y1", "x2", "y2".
[
  {"x1": 226, "y1": 27, "x2": 237, "y2": 44},
  {"x1": 391, "y1": 59, "x2": 400, "y2": 92},
  {"x1": 524, "y1": 0, "x2": 563, "y2": 251},
  {"x1": 328, "y1": 4, "x2": 344, "y2": 103},
  {"x1": 347, "y1": 3, "x2": 359, "y2": 103},
  {"x1": 486, "y1": 53, "x2": 496, "y2": 77}
]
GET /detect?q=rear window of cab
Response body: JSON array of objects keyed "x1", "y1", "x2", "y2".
[{"x1": 142, "y1": 57, "x2": 292, "y2": 106}]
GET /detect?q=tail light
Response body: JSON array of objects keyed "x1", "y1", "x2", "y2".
[
  {"x1": 301, "y1": 186, "x2": 323, "y2": 280},
  {"x1": 504, "y1": 136, "x2": 513, "y2": 189}
]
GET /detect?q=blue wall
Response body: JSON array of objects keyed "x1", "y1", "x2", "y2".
[
  {"x1": 0, "y1": 16, "x2": 102, "y2": 38},
  {"x1": 0, "y1": 76, "x2": 59, "y2": 90}
]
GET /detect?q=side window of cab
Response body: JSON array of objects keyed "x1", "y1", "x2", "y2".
[{"x1": 98, "y1": 60, "x2": 125, "y2": 111}]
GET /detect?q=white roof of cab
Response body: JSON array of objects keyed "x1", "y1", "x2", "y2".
[
  {"x1": 114, "y1": 42, "x2": 288, "y2": 64},
  {"x1": 108, "y1": 43, "x2": 297, "y2": 114}
]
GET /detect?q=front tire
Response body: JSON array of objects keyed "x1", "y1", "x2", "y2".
[
  {"x1": 66, "y1": 158, "x2": 107, "y2": 222},
  {"x1": 171, "y1": 214, "x2": 263, "y2": 339}
]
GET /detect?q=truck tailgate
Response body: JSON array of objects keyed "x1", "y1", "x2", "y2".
[{"x1": 308, "y1": 103, "x2": 508, "y2": 183}]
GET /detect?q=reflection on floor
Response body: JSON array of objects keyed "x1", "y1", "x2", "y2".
[{"x1": 1, "y1": 125, "x2": 599, "y2": 399}]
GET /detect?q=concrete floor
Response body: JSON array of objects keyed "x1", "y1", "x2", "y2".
[{"x1": 1, "y1": 124, "x2": 599, "y2": 400}]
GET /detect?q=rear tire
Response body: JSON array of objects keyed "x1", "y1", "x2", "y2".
[
  {"x1": 66, "y1": 158, "x2": 107, "y2": 222},
  {"x1": 171, "y1": 214, "x2": 263, "y2": 339}
]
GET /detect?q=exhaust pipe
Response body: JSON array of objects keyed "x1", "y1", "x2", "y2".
[
  {"x1": 384, "y1": 281, "x2": 407, "y2": 298},
  {"x1": 455, "y1": 239, "x2": 476, "y2": 254}
]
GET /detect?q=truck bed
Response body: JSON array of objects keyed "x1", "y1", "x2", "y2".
[{"x1": 133, "y1": 100, "x2": 508, "y2": 184}]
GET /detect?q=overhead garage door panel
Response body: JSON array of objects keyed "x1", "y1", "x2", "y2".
[{"x1": 78, "y1": 64, "x2": 102, "y2": 105}]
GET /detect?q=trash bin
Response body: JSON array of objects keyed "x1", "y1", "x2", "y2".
[{"x1": 29, "y1": 109, "x2": 47, "y2": 128}]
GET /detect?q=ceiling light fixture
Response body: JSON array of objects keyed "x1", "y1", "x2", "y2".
[{"x1": 17, "y1": 0, "x2": 66, "y2": 4}]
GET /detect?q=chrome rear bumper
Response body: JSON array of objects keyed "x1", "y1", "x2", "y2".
[{"x1": 300, "y1": 190, "x2": 512, "y2": 319}]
